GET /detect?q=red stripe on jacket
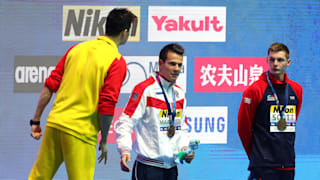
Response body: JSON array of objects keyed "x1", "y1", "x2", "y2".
[
  {"x1": 147, "y1": 97, "x2": 184, "y2": 110},
  {"x1": 98, "y1": 56, "x2": 127, "y2": 115},
  {"x1": 124, "y1": 77, "x2": 156, "y2": 117}
]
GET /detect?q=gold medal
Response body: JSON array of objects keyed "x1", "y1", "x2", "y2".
[
  {"x1": 167, "y1": 125, "x2": 175, "y2": 137},
  {"x1": 277, "y1": 118, "x2": 287, "y2": 130}
]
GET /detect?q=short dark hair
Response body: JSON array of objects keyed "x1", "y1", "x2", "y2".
[
  {"x1": 105, "y1": 8, "x2": 137, "y2": 36},
  {"x1": 268, "y1": 42, "x2": 290, "y2": 59},
  {"x1": 159, "y1": 43, "x2": 184, "y2": 62}
]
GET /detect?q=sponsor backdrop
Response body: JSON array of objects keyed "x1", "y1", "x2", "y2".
[{"x1": 1, "y1": 0, "x2": 319, "y2": 179}]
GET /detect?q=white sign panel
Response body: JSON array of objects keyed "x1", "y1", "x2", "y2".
[
  {"x1": 148, "y1": 6, "x2": 226, "y2": 42},
  {"x1": 186, "y1": 106, "x2": 228, "y2": 144}
]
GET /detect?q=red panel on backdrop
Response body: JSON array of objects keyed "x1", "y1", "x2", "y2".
[{"x1": 194, "y1": 57, "x2": 269, "y2": 92}]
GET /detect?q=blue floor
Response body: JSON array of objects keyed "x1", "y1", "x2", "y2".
[{"x1": 46, "y1": 144, "x2": 320, "y2": 180}]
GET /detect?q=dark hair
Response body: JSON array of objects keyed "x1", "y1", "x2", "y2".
[
  {"x1": 105, "y1": 8, "x2": 137, "y2": 36},
  {"x1": 268, "y1": 42, "x2": 290, "y2": 59},
  {"x1": 159, "y1": 43, "x2": 184, "y2": 62}
]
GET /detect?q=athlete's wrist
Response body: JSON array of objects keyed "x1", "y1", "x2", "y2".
[{"x1": 29, "y1": 119, "x2": 40, "y2": 126}]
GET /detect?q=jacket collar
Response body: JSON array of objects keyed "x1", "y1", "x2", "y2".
[
  {"x1": 261, "y1": 71, "x2": 288, "y2": 88},
  {"x1": 153, "y1": 72, "x2": 175, "y2": 91},
  {"x1": 97, "y1": 36, "x2": 118, "y2": 50}
]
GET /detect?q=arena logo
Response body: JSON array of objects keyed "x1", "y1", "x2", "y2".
[
  {"x1": 186, "y1": 106, "x2": 228, "y2": 144},
  {"x1": 148, "y1": 6, "x2": 226, "y2": 42},
  {"x1": 15, "y1": 66, "x2": 55, "y2": 83},
  {"x1": 14, "y1": 56, "x2": 60, "y2": 93},
  {"x1": 62, "y1": 6, "x2": 140, "y2": 42}
]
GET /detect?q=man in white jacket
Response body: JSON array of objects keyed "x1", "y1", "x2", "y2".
[{"x1": 115, "y1": 43, "x2": 194, "y2": 180}]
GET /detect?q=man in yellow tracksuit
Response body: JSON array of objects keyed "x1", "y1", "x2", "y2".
[{"x1": 28, "y1": 8, "x2": 137, "y2": 180}]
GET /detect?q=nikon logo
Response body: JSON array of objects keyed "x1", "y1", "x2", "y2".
[
  {"x1": 159, "y1": 109, "x2": 182, "y2": 118},
  {"x1": 14, "y1": 56, "x2": 59, "y2": 93},
  {"x1": 62, "y1": 6, "x2": 140, "y2": 42},
  {"x1": 270, "y1": 105, "x2": 296, "y2": 114}
]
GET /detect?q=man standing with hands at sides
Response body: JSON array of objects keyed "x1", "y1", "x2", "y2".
[
  {"x1": 238, "y1": 43, "x2": 303, "y2": 180},
  {"x1": 28, "y1": 8, "x2": 136, "y2": 180},
  {"x1": 115, "y1": 43, "x2": 194, "y2": 180}
]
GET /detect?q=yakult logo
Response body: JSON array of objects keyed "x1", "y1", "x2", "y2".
[
  {"x1": 148, "y1": 6, "x2": 226, "y2": 42},
  {"x1": 152, "y1": 16, "x2": 223, "y2": 32}
]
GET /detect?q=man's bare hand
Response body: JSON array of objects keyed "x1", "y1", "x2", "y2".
[
  {"x1": 185, "y1": 152, "x2": 195, "y2": 163},
  {"x1": 30, "y1": 125, "x2": 42, "y2": 140},
  {"x1": 98, "y1": 142, "x2": 108, "y2": 164},
  {"x1": 121, "y1": 154, "x2": 131, "y2": 172}
]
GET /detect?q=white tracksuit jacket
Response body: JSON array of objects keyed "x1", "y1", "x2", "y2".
[{"x1": 115, "y1": 73, "x2": 190, "y2": 169}]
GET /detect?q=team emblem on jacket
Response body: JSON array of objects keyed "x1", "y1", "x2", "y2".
[
  {"x1": 131, "y1": 92, "x2": 139, "y2": 101},
  {"x1": 267, "y1": 94, "x2": 276, "y2": 101},
  {"x1": 290, "y1": 96, "x2": 295, "y2": 100},
  {"x1": 244, "y1": 97, "x2": 251, "y2": 104}
]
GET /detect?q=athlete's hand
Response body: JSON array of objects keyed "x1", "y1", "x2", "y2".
[
  {"x1": 98, "y1": 142, "x2": 108, "y2": 164},
  {"x1": 185, "y1": 152, "x2": 195, "y2": 163},
  {"x1": 182, "y1": 146, "x2": 195, "y2": 164},
  {"x1": 121, "y1": 154, "x2": 131, "y2": 172},
  {"x1": 30, "y1": 125, "x2": 42, "y2": 140}
]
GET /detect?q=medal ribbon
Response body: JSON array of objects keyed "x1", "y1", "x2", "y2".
[
  {"x1": 156, "y1": 75, "x2": 176, "y2": 126},
  {"x1": 266, "y1": 71, "x2": 289, "y2": 119}
]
